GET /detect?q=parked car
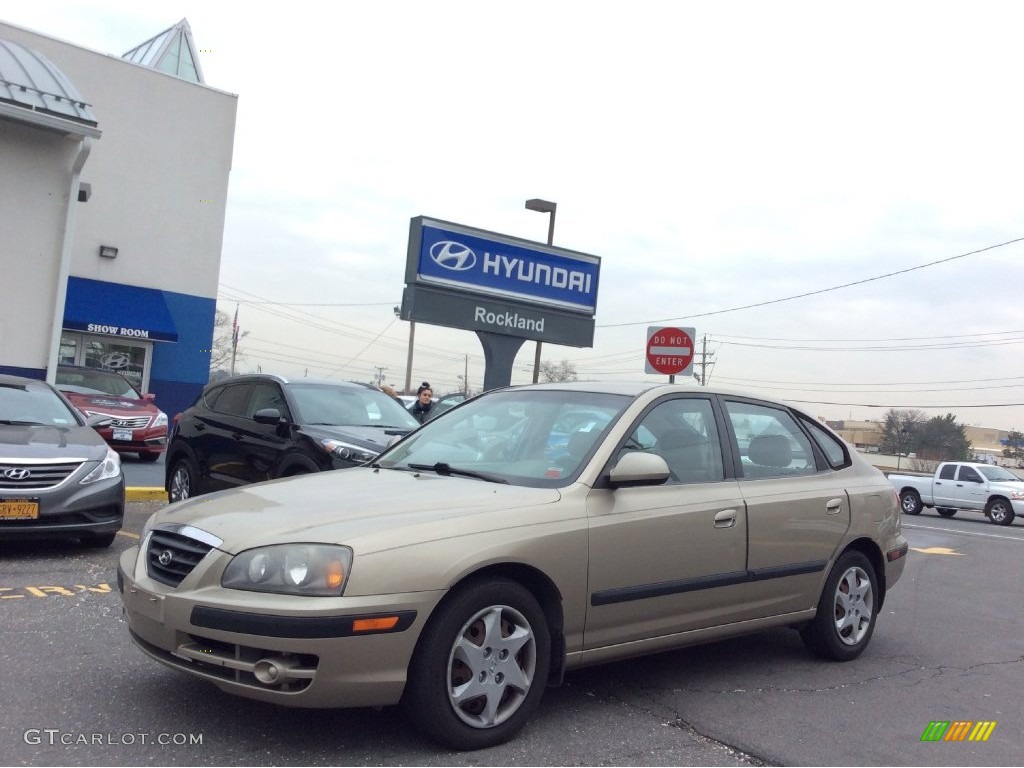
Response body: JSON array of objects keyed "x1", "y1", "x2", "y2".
[
  {"x1": 0, "y1": 374, "x2": 124, "y2": 547},
  {"x1": 55, "y1": 365, "x2": 167, "y2": 462},
  {"x1": 120, "y1": 381, "x2": 907, "y2": 749},
  {"x1": 888, "y1": 461, "x2": 1024, "y2": 525},
  {"x1": 164, "y1": 374, "x2": 420, "y2": 501}
]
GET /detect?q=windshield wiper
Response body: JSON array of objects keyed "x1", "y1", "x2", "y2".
[
  {"x1": 0, "y1": 419, "x2": 47, "y2": 426},
  {"x1": 407, "y1": 462, "x2": 509, "y2": 484}
]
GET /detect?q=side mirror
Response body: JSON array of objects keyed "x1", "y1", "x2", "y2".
[
  {"x1": 608, "y1": 451, "x2": 670, "y2": 488},
  {"x1": 253, "y1": 408, "x2": 284, "y2": 425}
]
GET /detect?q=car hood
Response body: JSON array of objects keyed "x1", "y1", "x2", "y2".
[
  {"x1": 298, "y1": 424, "x2": 414, "y2": 452},
  {"x1": 151, "y1": 467, "x2": 561, "y2": 554},
  {"x1": 61, "y1": 392, "x2": 154, "y2": 414},
  {"x1": 0, "y1": 424, "x2": 109, "y2": 459}
]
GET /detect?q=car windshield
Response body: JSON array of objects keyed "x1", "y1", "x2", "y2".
[
  {"x1": 56, "y1": 368, "x2": 140, "y2": 399},
  {"x1": 979, "y1": 466, "x2": 1021, "y2": 482},
  {"x1": 288, "y1": 384, "x2": 420, "y2": 429},
  {"x1": 0, "y1": 382, "x2": 82, "y2": 427},
  {"x1": 377, "y1": 388, "x2": 630, "y2": 487}
]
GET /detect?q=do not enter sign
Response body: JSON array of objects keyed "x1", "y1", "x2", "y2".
[{"x1": 645, "y1": 326, "x2": 695, "y2": 376}]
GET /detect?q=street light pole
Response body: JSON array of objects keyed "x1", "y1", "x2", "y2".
[{"x1": 525, "y1": 198, "x2": 556, "y2": 384}]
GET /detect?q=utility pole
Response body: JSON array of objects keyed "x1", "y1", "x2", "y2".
[
  {"x1": 463, "y1": 354, "x2": 469, "y2": 395},
  {"x1": 374, "y1": 366, "x2": 387, "y2": 386},
  {"x1": 694, "y1": 334, "x2": 716, "y2": 385},
  {"x1": 230, "y1": 303, "x2": 240, "y2": 376}
]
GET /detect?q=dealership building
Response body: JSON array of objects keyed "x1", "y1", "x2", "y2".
[{"x1": 0, "y1": 18, "x2": 236, "y2": 419}]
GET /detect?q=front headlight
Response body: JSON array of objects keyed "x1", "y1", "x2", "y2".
[
  {"x1": 222, "y1": 544, "x2": 353, "y2": 596},
  {"x1": 81, "y1": 447, "x2": 121, "y2": 484},
  {"x1": 153, "y1": 410, "x2": 168, "y2": 428},
  {"x1": 318, "y1": 438, "x2": 377, "y2": 464}
]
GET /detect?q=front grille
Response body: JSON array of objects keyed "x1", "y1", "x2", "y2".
[
  {"x1": 146, "y1": 529, "x2": 215, "y2": 587},
  {"x1": 0, "y1": 461, "x2": 82, "y2": 490},
  {"x1": 90, "y1": 412, "x2": 151, "y2": 429}
]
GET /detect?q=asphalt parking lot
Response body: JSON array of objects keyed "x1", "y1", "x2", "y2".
[{"x1": 0, "y1": 501, "x2": 1020, "y2": 766}]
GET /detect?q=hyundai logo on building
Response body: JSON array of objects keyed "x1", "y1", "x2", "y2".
[
  {"x1": 413, "y1": 218, "x2": 600, "y2": 315},
  {"x1": 429, "y1": 241, "x2": 477, "y2": 271}
]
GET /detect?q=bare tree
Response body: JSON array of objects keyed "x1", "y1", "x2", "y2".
[
  {"x1": 539, "y1": 359, "x2": 578, "y2": 383},
  {"x1": 209, "y1": 309, "x2": 248, "y2": 378}
]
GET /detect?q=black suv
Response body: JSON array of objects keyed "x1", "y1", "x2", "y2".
[{"x1": 165, "y1": 374, "x2": 420, "y2": 501}]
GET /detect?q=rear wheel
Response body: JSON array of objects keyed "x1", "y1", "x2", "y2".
[
  {"x1": 168, "y1": 457, "x2": 198, "y2": 502},
  {"x1": 800, "y1": 550, "x2": 878, "y2": 662},
  {"x1": 985, "y1": 498, "x2": 1015, "y2": 526},
  {"x1": 899, "y1": 489, "x2": 923, "y2": 515},
  {"x1": 402, "y1": 579, "x2": 550, "y2": 750},
  {"x1": 936, "y1": 508, "x2": 958, "y2": 518}
]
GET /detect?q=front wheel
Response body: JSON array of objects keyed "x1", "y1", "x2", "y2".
[
  {"x1": 800, "y1": 550, "x2": 878, "y2": 662},
  {"x1": 986, "y1": 498, "x2": 1015, "y2": 526},
  {"x1": 936, "y1": 508, "x2": 958, "y2": 518},
  {"x1": 168, "y1": 457, "x2": 199, "y2": 502},
  {"x1": 900, "y1": 489, "x2": 923, "y2": 515},
  {"x1": 402, "y1": 579, "x2": 551, "y2": 750}
]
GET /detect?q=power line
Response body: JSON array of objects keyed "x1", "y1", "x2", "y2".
[{"x1": 598, "y1": 235, "x2": 1024, "y2": 328}]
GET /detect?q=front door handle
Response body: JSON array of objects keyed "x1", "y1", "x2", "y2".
[
  {"x1": 714, "y1": 509, "x2": 737, "y2": 528},
  {"x1": 826, "y1": 498, "x2": 843, "y2": 515}
]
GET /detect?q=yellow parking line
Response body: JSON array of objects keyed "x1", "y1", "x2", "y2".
[{"x1": 118, "y1": 530, "x2": 140, "y2": 540}]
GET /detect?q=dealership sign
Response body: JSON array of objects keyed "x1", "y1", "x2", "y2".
[
  {"x1": 408, "y1": 217, "x2": 600, "y2": 315},
  {"x1": 403, "y1": 217, "x2": 601, "y2": 348}
]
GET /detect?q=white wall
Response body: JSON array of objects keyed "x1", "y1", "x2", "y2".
[
  {"x1": 0, "y1": 21, "x2": 237, "y2": 300},
  {"x1": 0, "y1": 119, "x2": 81, "y2": 369}
]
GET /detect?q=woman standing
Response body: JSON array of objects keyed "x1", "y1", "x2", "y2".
[{"x1": 411, "y1": 381, "x2": 434, "y2": 424}]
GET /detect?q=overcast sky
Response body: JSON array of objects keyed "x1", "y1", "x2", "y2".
[{"x1": 7, "y1": 1, "x2": 1024, "y2": 432}]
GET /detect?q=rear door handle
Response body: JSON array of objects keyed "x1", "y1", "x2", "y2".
[
  {"x1": 826, "y1": 498, "x2": 843, "y2": 515},
  {"x1": 714, "y1": 509, "x2": 737, "y2": 528}
]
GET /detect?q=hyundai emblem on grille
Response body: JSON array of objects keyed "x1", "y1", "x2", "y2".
[
  {"x1": 158, "y1": 550, "x2": 174, "y2": 566},
  {"x1": 3, "y1": 468, "x2": 30, "y2": 480}
]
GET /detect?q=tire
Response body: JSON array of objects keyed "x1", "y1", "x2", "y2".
[
  {"x1": 168, "y1": 456, "x2": 199, "y2": 503},
  {"x1": 401, "y1": 578, "x2": 551, "y2": 750},
  {"x1": 936, "y1": 508, "x2": 958, "y2": 518},
  {"x1": 80, "y1": 532, "x2": 117, "y2": 548},
  {"x1": 985, "y1": 498, "x2": 1015, "y2": 526},
  {"x1": 899, "y1": 489, "x2": 923, "y2": 515},
  {"x1": 137, "y1": 452, "x2": 161, "y2": 463},
  {"x1": 800, "y1": 550, "x2": 878, "y2": 662}
]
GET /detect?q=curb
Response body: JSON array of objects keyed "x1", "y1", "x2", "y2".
[{"x1": 126, "y1": 487, "x2": 168, "y2": 502}]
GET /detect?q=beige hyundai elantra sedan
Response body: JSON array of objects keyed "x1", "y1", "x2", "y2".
[{"x1": 119, "y1": 381, "x2": 907, "y2": 750}]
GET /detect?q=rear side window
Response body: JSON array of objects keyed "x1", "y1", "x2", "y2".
[
  {"x1": 209, "y1": 384, "x2": 252, "y2": 416},
  {"x1": 939, "y1": 464, "x2": 957, "y2": 480},
  {"x1": 724, "y1": 400, "x2": 817, "y2": 479}
]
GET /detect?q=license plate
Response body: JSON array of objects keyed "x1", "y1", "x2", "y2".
[
  {"x1": 113, "y1": 428, "x2": 133, "y2": 441},
  {"x1": 0, "y1": 499, "x2": 39, "y2": 519}
]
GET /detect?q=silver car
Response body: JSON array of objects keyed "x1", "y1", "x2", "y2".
[
  {"x1": 119, "y1": 381, "x2": 907, "y2": 749},
  {"x1": 0, "y1": 374, "x2": 125, "y2": 547}
]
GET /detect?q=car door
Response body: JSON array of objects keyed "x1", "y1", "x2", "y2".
[
  {"x1": 584, "y1": 395, "x2": 749, "y2": 650},
  {"x1": 931, "y1": 463, "x2": 959, "y2": 507},
  {"x1": 196, "y1": 382, "x2": 254, "y2": 490},
  {"x1": 721, "y1": 398, "x2": 851, "y2": 618},
  {"x1": 955, "y1": 464, "x2": 986, "y2": 507},
  {"x1": 236, "y1": 381, "x2": 294, "y2": 483}
]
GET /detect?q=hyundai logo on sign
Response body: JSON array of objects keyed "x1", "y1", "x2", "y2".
[
  {"x1": 430, "y1": 241, "x2": 477, "y2": 271},
  {"x1": 411, "y1": 217, "x2": 600, "y2": 315}
]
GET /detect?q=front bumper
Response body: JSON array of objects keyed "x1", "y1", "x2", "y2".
[
  {"x1": 0, "y1": 475, "x2": 124, "y2": 539},
  {"x1": 118, "y1": 544, "x2": 443, "y2": 709}
]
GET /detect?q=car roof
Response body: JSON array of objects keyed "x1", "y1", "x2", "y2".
[
  {"x1": 204, "y1": 374, "x2": 369, "y2": 391},
  {"x1": 0, "y1": 373, "x2": 52, "y2": 389}
]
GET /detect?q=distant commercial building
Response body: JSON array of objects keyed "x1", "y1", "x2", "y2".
[
  {"x1": 827, "y1": 419, "x2": 1017, "y2": 467},
  {"x1": 0, "y1": 18, "x2": 236, "y2": 418}
]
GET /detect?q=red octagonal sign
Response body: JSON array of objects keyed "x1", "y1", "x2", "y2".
[{"x1": 645, "y1": 326, "x2": 695, "y2": 376}]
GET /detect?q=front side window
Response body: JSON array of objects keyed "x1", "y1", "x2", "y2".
[
  {"x1": 616, "y1": 397, "x2": 724, "y2": 484},
  {"x1": 957, "y1": 466, "x2": 982, "y2": 483},
  {"x1": 724, "y1": 400, "x2": 817, "y2": 479},
  {"x1": 210, "y1": 384, "x2": 253, "y2": 416}
]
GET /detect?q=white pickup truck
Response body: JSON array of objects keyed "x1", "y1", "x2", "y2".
[{"x1": 887, "y1": 461, "x2": 1024, "y2": 525}]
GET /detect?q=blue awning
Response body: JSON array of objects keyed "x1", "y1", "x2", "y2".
[{"x1": 64, "y1": 277, "x2": 178, "y2": 343}]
